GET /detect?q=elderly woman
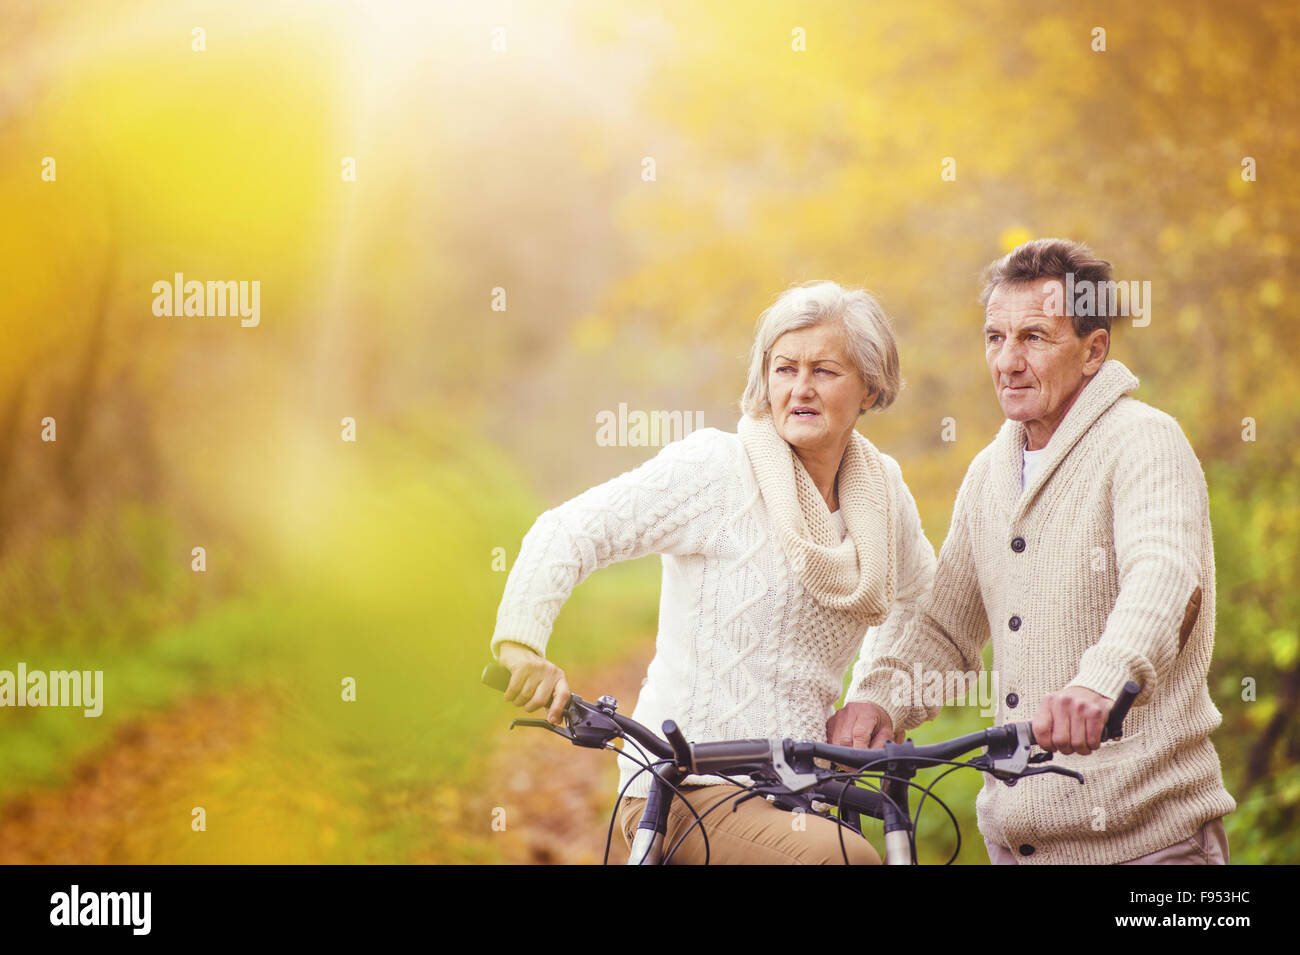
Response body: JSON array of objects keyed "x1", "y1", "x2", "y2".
[{"x1": 490, "y1": 281, "x2": 936, "y2": 864}]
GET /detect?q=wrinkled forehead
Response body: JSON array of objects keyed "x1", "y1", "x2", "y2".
[
  {"x1": 984, "y1": 279, "x2": 1069, "y2": 324},
  {"x1": 770, "y1": 323, "x2": 850, "y2": 360}
]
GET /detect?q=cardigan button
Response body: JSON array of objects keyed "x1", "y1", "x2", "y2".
[
  {"x1": 1018, "y1": 844, "x2": 1035, "y2": 856},
  {"x1": 1006, "y1": 692, "x2": 1020, "y2": 708},
  {"x1": 1011, "y1": 537, "x2": 1026, "y2": 553},
  {"x1": 1009, "y1": 615, "x2": 1022, "y2": 632}
]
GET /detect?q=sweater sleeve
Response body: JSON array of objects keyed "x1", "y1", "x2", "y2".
[
  {"x1": 490, "y1": 428, "x2": 730, "y2": 661},
  {"x1": 1066, "y1": 417, "x2": 1205, "y2": 705},
  {"x1": 845, "y1": 463, "x2": 991, "y2": 732}
]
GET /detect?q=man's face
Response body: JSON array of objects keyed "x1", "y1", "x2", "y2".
[{"x1": 984, "y1": 279, "x2": 1107, "y2": 449}]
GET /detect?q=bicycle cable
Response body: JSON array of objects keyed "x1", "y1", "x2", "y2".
[
  {"x1": 606, "y1": 747, "x2": 715, "y2": 865},
  {"x1": 604, "y1": 754, "x2": 658, "y2": 866},
  {"x1": 909, "y1": 762, "x2": 970, "y2": 865},
  {"x1": 836, "y1": 753, "x2": 986, "y2": 863},
  {"x1": 604, "y1": 731, "x2": 658, "y2": 862},
  {"x1": 660, "y1": 782, "x2": 753, "y2": 865},
  {"x1": 600, "y1": 732, "x2": 667, "y2": 864},
  {"x1": 822, "y1": 770, "x2": 895, "y2": 865}
]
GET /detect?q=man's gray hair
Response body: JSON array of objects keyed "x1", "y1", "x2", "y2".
[
  {"x1": 979, "y1": 238, "x2": 1115, "y2": 340},
  {"x1": 739, "y1": 281, "x2": 902, "y2": 419}
]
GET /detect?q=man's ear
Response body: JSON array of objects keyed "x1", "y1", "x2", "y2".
[{"x1": 1085, "y1": 328, "x2": 1109, "y2": 371}]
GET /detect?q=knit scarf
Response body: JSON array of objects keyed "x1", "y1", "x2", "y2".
[{"x1": 737, "y1": 413, "x2": 896, "y2": 625}]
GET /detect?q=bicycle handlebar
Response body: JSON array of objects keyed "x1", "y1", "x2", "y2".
[
  {"x1": 1104, "y1": 680, "x2": 1140, "y2": 741},
  {"x1": 481, "y1": 662, "x2": 1139, "y2": 864},
  {"x1": 481, "y1": 662, "x2": 1139, "y2": 778},
  {"x1": 810, "y1": 678, "x2": 1141, "y2": 767}
]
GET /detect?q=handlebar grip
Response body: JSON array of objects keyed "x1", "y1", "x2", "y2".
[
  {"x1": 481, "y1": 663, "x2": 511, "y2": 693},
  {"x1": 1102, "y1": 680, "x2": 1140, "y2": 741},
  {"x1": 662, "y1": 720, "x2": 692, "y2": 769},
  {"x1": 816, "y1": 779, "x2": 884, "y2": 819},
  {"x1": 690, "y1": 739, "x2": 772, "y2": 773}
]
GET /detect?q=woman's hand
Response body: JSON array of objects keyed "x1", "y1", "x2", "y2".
[
  {"x1": 497, "y1": 641, "x2": 572, "y2": 726},
  {"x1": 827, "y1": 701, "x2": 905, "y2": 750}
]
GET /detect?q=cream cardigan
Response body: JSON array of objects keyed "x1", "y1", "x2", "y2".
[
  {"x1": 850, "y1": 360, "x2": 1236, "y2": 864},
  {"x1": 491, "y1": 419, "x2": 937, "y2": 799}
]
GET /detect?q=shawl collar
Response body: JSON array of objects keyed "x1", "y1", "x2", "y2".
[
  {"x1": 737, "y1": 413, "x2": 896, "y2": 625},
  {"x1": 992, "y1": 359, "x2": 1140, "y2": 520}
]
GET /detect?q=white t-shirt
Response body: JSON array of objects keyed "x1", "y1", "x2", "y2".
[
  {"x1": 1022, "y1": 443, "x2": 1047, "y2": 492},
  {"x1": 830, "y1": 508, "x2": 847, "y2": 541}
]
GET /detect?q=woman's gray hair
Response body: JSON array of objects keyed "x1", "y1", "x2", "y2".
[{"x1": 739, "y1": 281, "x2": 902, "y2": 419}]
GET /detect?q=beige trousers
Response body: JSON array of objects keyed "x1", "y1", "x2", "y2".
[
  {"x1": 619, "y1": 783, "x2": 881, "y2": 865},
  {"x1": 985, "y1": 818, "x2": 1230, "y2": 865}
]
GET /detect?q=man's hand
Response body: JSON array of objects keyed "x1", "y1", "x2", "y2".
[
  {"x1": 827, "y1": 701, "x2": 906, "y2": 750},
  {"x1": 1031, "y1": 686, "x2": 1112, "y2": 755},
  {"x1": 497, "y1": 641, "x2": 571, "y2": 725}
]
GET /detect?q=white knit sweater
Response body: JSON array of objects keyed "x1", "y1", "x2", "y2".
[
  {"x1": 491, "y1": 419, "x2": 937, "y2": 799},
  {"x1": 851, "y1": 360, "x2": 1237, "y2": 864}
]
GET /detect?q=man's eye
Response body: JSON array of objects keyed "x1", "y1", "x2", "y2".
[{"x1": 987, "y1": 335, "x2": 1001, "y2": 344}]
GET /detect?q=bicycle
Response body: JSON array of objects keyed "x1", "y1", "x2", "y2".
[{"x1": 481, "y1": 662, "x2": 1139, "y2": 865}]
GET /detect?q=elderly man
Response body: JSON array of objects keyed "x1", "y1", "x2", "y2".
[{"x1": 830, "y1": 238, "x2": 1236, "y2": 864}]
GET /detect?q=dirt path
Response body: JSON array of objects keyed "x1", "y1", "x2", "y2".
[
  {"x1": 0, "y1": 694, "x2": 267, "y2": 864},
  {"x1": 0, "y1": 652, "x2": 654, "y2": 865}
]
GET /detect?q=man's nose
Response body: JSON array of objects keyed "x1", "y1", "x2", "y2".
[{"x1": 996, "y1": 341, "x2": 1025, "y2": 377}]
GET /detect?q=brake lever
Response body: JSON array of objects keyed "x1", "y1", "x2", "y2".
[
  {"x1": 509, "y1": 718, "x2": 576, "y2": 742},
  {"x1": 507, "y1": 691, "x2": 626, "y2": 750},
  {"x1": 1018, "y1": 764, "x2": 1084, "y2": 784},
  {"x1": 738, "y1": 784, "x2": 817, "y2": 816},
  {"x1": 977, "y1": 722, "x2": 1036, "y2": 781},
  {"x1": 969, "y1": 749, "x2": 1081, "y2": 785}
]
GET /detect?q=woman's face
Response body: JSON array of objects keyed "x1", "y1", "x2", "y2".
[{"x1": 767, "y1": 324, "x2": 877, "y2": 454}]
